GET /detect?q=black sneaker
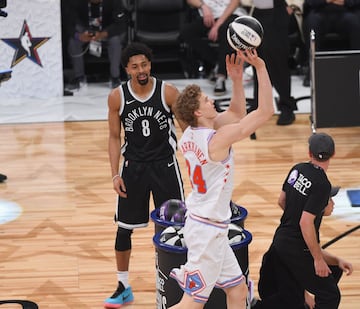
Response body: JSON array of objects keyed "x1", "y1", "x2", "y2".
[
  {"x1": 214, "y1": 78, "x2": 226, "y2": 96},
  {"x1": 208, "y1": 64, "x2": 219, "y2": 83},
  {"x1": 303, "y1": 75, "x2": 310, "y2": 87},
  {"x1": 303, "y1": 66, "x2": 310, "y2": 87},
  {"x1": 208, "y1": 70, "x2": 217, "y2": 83},
  {"x1": 0, "y1": 173, "x2": 7, "y2": 183},
  {"x1": 277, "y1": 110, "x2": 295, "y2": 126},
  {"x1": 111, "y1": 77, "x2": 121, "y2": 89},
  {"x1": 65, "y1": 76, "x2": 87, "y2": 91}
]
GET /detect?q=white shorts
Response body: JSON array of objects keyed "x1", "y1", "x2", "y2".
[{"x1": 170, "y1": 213, "x2": 245, "y2": 303}]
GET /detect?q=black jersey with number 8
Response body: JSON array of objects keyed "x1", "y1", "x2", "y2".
[{"x1": 120, "y1": 78, "x2": 177, "y2": 161}]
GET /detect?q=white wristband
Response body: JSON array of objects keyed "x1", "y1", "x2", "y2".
[{"x1": 112, "y1": 174, "x2": 120, "y2": 181}]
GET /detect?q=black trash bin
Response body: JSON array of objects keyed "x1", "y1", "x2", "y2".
[{"x1": 153, "y1": 228, "x2": 252, "y2": 309}]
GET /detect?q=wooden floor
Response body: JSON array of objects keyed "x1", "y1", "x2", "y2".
[{"x1": 0, "y1": 114, "x2": 359, "y2": 308}]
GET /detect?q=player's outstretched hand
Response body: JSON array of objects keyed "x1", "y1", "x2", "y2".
[
  {"x1": 226, "y1": 53, "x2": 244, "y2": 83},
  {"x1": 236, "y1": 49, "x2": 265, "y2": 70}
]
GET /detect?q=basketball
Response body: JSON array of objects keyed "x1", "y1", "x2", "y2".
[
  {"x1": 171, "y1": 207, "x2": 187, "y2": 223},
  {"x1": 228, "y1": 223, "x2": 246, "y2": 245},
  {"x1": 159, "y1": 226, "x2": 186, "y2": 247},
  {"x1": 159, "y1": 199, "x2": 186, "y2": 223},
  {"x1": 227, "y1": 15, "x2": 264, "y2": 51}
]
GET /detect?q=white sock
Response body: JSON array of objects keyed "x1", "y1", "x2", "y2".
[{"x1": 117, "y1": 271, "x2": 129, "y2": 288}]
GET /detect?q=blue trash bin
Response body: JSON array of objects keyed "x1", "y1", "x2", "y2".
[
  {"x1": 151, "y1": 208, "x2": 184, "y2": 235},
  {"x1": 153, "y1": 228, "x2": 252, "y2": 309},
  {"x1": 151, "y1": 201, "x2": 248, "y2": 234},
  {"x1": 230, "y1": 201, "x2": 248, "y2": 228}
]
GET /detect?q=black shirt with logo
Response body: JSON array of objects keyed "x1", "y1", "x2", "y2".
[{"x1": 273, "y1": 162, "x2": 332, "y2": 250}]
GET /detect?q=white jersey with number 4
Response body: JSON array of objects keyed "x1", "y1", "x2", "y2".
[{"x1": 178, "y1": 126, "x2": 233, "y2": 222}]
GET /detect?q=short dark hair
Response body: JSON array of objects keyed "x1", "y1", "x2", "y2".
[{"x1": 121, "y1": 42, "x2": 153, "y2": 68}]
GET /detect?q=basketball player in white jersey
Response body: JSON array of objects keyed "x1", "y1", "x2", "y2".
[{"x1": 169, "y1": 49, "x2": 274, "y2": 309}]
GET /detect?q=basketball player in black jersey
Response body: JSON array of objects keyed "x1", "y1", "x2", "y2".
[{"x1": 104, "y1": 42, "x2": 186, "y2": 308}]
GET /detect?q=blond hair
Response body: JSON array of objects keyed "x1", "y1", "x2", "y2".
[{"x1": 175, "y1": 84, "x2": 202, "y2": 127}]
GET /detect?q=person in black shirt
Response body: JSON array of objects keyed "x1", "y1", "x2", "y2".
[
  {"x1": 252, "y1": 132, "x2": 353, "y2": 309},
  {"x1": 104, "y1": 42, "x2": 186, "y2": 308},
  {"x1": 253, "y1": 186, "x2": 353, "y2": 309},
  {"x1": 63, "y1": 0, "x2": 128, "y2": 90}
]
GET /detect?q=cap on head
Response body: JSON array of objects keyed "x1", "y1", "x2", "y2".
[
  {"x1": 308, "y1": 133, "x2": 335, "y2": 162},
  {"x1": 330, "y1": 186, "x2": 340, "y2": 197}
]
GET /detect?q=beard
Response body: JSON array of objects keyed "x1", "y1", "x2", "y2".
[{"x1": 137, "y1": 74, "x2": 149, "y2": 86}]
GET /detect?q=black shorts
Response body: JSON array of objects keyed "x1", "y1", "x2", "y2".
[{"x1": 115, "y1": 155, "x2": 184, "y2": 229}]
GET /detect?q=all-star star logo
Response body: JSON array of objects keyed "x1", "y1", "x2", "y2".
[{"x1": 0, "y1": 20, "x2": 50, "y2": 68}]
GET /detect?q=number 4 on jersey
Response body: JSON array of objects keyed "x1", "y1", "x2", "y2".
[{"x1": 186, "y1": 160, "x2": 206, "y2": 194}]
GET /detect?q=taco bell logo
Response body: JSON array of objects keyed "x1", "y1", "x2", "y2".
[
  {"x1": 288, "y1": 170, "x2": 312, "y2": 196},
  {"x1": 287, "y1": 170, "x2": 298, "y2": 186}
]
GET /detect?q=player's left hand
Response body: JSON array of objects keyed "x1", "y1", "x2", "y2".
[{"x1": 226, "y1": 53, "x2": 244, "y2": 82}]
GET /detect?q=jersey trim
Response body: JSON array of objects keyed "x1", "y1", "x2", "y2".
[{"x1": 127, "y1": 77, "x2": 157, "y2": 103}]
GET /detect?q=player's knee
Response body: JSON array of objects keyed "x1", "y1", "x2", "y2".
[
  {"x1": 225, "y1": 281, "x2": 247, "y2": 306},
  {"x1": 239, "y1": 280, "x2": 248, "y2": 301},
  {"x1": 115, "y1": 227, "x2": 133, "y2": 251}
]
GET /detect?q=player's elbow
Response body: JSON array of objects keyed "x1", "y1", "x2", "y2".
[
  {"x1": 258, "y1": 105, "x2": 274, "y2": 123},
  {"x1": 266, "y1": 104, "x2": 275, "y2": 118}
]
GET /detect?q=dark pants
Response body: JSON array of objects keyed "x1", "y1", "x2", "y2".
[
  {"x1": 116, "y1": 157, "x2": 184, "y2": 227},
  {"x1": 258, "y1": 244, "x2": 342, "y2": 309},
  {"x1": 68, "y1": 25, "x2": 126, "y2": 79},
  {"x1": 252, "y1": 3, "x2": 295, "y2": 112},
  {"x1": 303, "y1": 5, "x2": 360, "y2": 62},
  {"x1": 180, "y1": 14, "x2": 237, "y2": 76},
  {"x1": 257, "y1": 245, "x2": 306, "y2": 309}
]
